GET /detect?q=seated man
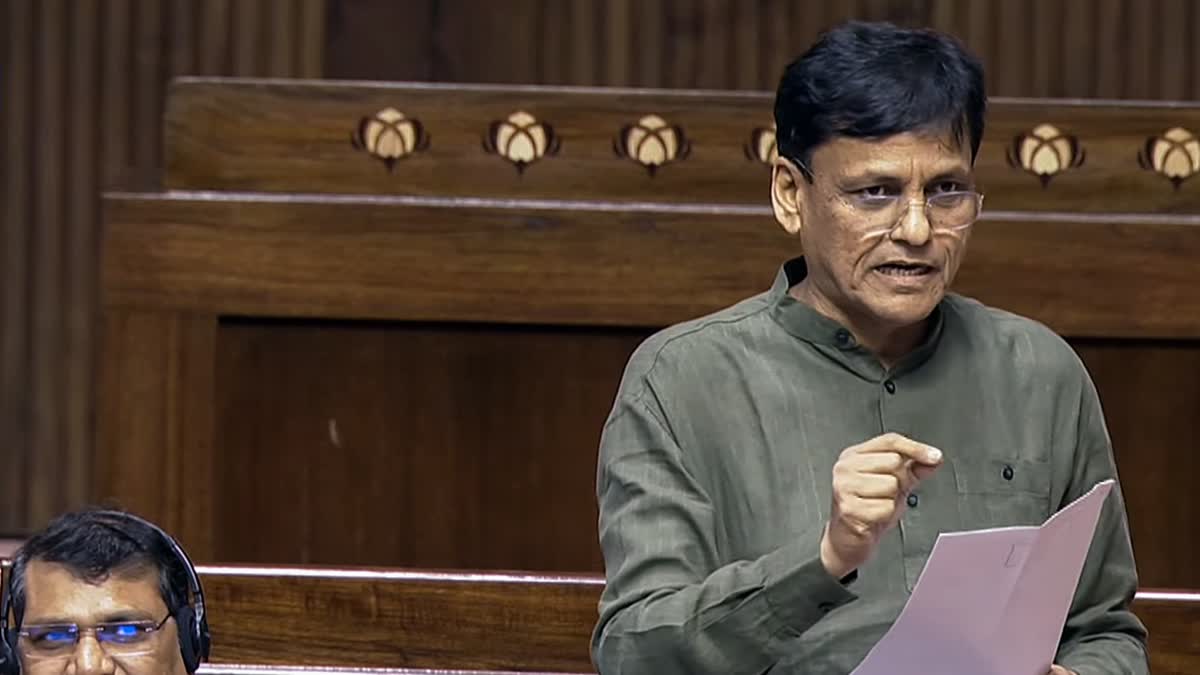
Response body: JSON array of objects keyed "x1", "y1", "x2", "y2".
[
  {"x1": 0, "y1": 509, "x2": 210, "y2": 675},
  {"x1": 592, "y1": 21, "x2": 1147, "y2": 675}
]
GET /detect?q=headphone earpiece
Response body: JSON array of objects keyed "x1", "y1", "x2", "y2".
[{"x1": 1, "y1": 569, "x2": 19, "y2": 675}]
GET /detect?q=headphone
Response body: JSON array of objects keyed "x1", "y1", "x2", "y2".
[{"x1": 0, "y1": 510, "x2": 211, "y2": 674}]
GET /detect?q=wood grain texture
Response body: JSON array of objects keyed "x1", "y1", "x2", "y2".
[
  {"x1": 0, "y1": 0, "x2": 327, "y2": 537},
  {"x1": 200, "y1": 662, "x2": 580, "y2": 667},
  {"x1": 325, "y1": 0, "x2": 1200, "y2": 101},
  {"x1": 1076, "y1": 342, "x2": 1200, "y2": 589},
  {"x1": 212, "y1": 319, "x2": 643, "y2": 570},
  {"x1": 100, "y1": 189, "x2": 1200, "y2": 583},
  {"x1": 102, "y1": 194, "x2": 1200, "y2": 339},
  {"x1": 198, "y1": 568, "x2": 604, "y2": 671},
  {"x1": 163, "y1": 80, "x2": 1200, "y2": 214},
  {"x1": 93, "y1": 310, "x2": 218, "y2": 560},
  {"x1": 192, "y1": 567, "x2": 1195, "y2": 673}
]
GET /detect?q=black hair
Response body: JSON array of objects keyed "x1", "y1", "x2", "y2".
[
  {"x1": 774, "y1": 20, "x2": 987, "y2": 178},
  {"x1": 8, "y1": 509, "x2": 189, "y2": 626}
]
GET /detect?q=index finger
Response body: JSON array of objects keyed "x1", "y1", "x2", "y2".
[{"x1": 859, "y1": 433, "x2": 943, "y2": 465}]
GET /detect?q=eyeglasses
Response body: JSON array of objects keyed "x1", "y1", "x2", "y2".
[
  {"x1": 849, "y1": 191, "x2": 986, "y2": 235},
  {"x1": 18, "y1": 614, "x2": 171, "y2": 660}
]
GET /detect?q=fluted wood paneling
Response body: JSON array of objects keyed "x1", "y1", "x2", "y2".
[
  {"x1": 325, "y1": 0, "x2": 1200, "y2": 99},
  {"x1": 0, "y1": 0, "x2": 325, "y2": 535},
  {"x1": 5, "y1": 0, "x2": 1199, "y2": 537}
]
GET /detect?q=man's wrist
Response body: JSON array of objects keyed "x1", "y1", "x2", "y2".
[{"x1": 818, "y1": 525, "x2": 855, "y2": 580}]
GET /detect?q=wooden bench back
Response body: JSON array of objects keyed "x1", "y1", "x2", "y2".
[{"x1": 166, "y1": 78, "x2": 1200, "y2": 214}]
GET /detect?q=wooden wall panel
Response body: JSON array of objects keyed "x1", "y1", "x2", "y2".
[
  {"x1": 9, "y1": 0, "x2": 1200, "y2": 549},
  {"x1": 0, "y1": 0, "x2": 326, "y2": 535},
  {"x1": 213, "y1": 320, "x2": 646, "y2": 569},
  {"x1": 325, "y1": 0, "x2": 1200, "y2": 100},
  {"x1": 1076, "y1": 341, "x2": 1200, "y2": 589}
]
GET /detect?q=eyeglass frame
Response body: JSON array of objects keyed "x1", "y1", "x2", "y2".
[
  {"x1": 783, "y1": 157, "x2": 986, "y2": 234},
  {"x1": 17, "y1": 613, "x2": 172, "y2": 659}
]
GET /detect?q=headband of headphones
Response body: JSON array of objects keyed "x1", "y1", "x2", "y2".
[{"x1": 0, "y1": 510, "x2": 210, "y2": 674}]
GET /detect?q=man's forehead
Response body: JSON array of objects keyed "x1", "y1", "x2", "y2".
[
  {"x1": 813, "y1": 130, "x2": 973, "y2": 176},
  {"x1": 22, "y1": 559, "x2": 166, "y2": 623}
]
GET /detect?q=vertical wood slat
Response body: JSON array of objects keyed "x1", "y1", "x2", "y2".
[
  {"x1": 0, "y1": 0, "x2": 34, "y2": 533},
  {"x1": 604, "y1": 0, "x2": 630, "y2": 86},
  {"x1": 539, "y1": 0, "x2": 569, "y2": 84},
  {"x1": 694, "y1": 0, "x2": 728, "y2": 89},
  {"x1": 1094, "y1": 0, "x2": 1125, "y2": 98},
  {"x1": 760, "y1": 0, "x2": 793, "y2": 91},
  {"x1": 569, "y1": 0, "x2": 598, "y2": 86},
  {"x1": 1193, "y1": 0, "x2": 1200, "y2": 103},
  {"x1": 994, "y1": 0, "x2": 1030, "y2": 96},
  {"x1": 168, "y1": 0, "x2": 196, "y2": 78},
  {"x1": 100, "y1": 0, "x2": 131, "y2": 188},
  {"x1": 1126, "y1": 0, "x2": 1154, "y2": 98},
  {"x1": 1060, "y1": 0, "x2": 1096, "y2": 98},
  {"x1": 29, "y1": 0, "x2": 67, "y2": 527},
  {"x1": 632, "y1": 0, "x2": 664, "y2": 87},
  {"x1": 297, "y1": 0, "x2": 326, "y2": 79},
  {"x1": 133, "y1": 0, "x2": 164, "y2": 188},
  {"x1": 232, "y1": 0, "x2": 262, "y2": 76},
  {"x1": 963, "y1": 0, "x2": 996, "y2": 94},
  {"x1": 198, "y1": 0, "x2": 231, "y2": 76},
  {"x1": 1159, "y1": 0, "x2": 1189, "y2": 100},
  {"x1": 63, "y1": 0, "x2": 101, "y2": 531},
  {"x1": 732, "y1": 0, "x2": 759, "y2": 89},
  {"x1": 0, "y1": 0, "x2": 327, "y2": 536},
  {"x1": 269, "y1": 0, "x2": 297, "y2": 77},
  {"x1": 1030, "y1": 0, "x2": 1060, "y2": 97}
]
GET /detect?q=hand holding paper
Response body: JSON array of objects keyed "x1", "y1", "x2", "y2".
[{"x1": 851, "y1": 480, "x2": 1115, "y2": 675}]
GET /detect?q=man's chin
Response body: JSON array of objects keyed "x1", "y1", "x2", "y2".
[{"x1": 862, "y1": 294, "x2": 943, "y2": 328}]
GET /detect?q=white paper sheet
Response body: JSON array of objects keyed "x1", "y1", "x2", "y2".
[{"x1": 850, "y1": 479, "x2": 1115, "y2": 675}]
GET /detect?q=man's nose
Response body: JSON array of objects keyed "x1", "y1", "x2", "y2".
[
  {"x1": 891, "y1": 199, "x2": 932, "y2": 246},
  {"x1": 71, "y1": 634, "x2": 115, "y2": 675}
]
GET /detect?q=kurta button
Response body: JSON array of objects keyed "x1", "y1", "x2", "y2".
[
  {"x1": 1002, "y1": 464, "x2": 1015, "y2": 481},
  {"x1": 906, "y1": 493, "x2": 918, "y2": 508},
  {"x1": 884, "y1": 379, "x2": 896, "y2": 394},
  {"x1": 835, "y1": 329, "x2": 855, "y2": 348}
]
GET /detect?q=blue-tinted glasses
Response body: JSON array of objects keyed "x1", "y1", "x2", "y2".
[{"x1": 18, "y1": 614, "x2": 170, "y2": 658}]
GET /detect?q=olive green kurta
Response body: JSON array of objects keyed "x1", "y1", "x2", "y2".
[{"x1": 593, "y1": 258, "x2": 1147, "y2": 675}]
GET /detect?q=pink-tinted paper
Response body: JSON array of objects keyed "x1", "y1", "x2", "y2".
[{"x1": 850, "y1": 480, "x2": 1114, "y2": 675}]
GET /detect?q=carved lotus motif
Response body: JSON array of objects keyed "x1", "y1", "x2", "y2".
[
  {"x1": 1139, "y1": 127, "x2": 1200, "y2": 189},
  {"x1": 1005, "y1": 124, "x2": 1085, "y2": 187},
  {"x1": 614, "y1": 115, "x2": 690, "y2": 174},
  {"x1": 483, "y1": 111, "x2": 560, "y2": 173},
  {"x1": 351, "y1": 107, "x2": 429, "y2": 171},
  {"x1": 745, "y1": 123, "x2": 778, "y2": 165}
]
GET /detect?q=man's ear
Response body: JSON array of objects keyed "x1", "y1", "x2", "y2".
[{"x1": 771, "y1": 158, "x2": 806, "y2": 235}]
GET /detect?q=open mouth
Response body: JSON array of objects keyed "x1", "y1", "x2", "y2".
[{"x1": 875, "y1": 262, "x2": 936, "y2": 277}]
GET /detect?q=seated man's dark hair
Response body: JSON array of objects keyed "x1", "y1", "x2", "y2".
[
  {"x1": 8, "y1": 508, "x2": 190, "y2": 625},
  {"x1": 775, "y1": 20, "x2": 987, "y2": 178}
]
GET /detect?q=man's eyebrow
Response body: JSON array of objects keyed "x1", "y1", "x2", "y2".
[
  {"x1": 926, "y1": 169, "x2": 972, "y2": 183},
  {"x1": 21, "y1": 609, "x2": 158, "y2": 626},
  {"x1": 19, "y1": 615, "x2": 74, "y2": 626},
  {"x1": 838, "y1": 169, "x2": 907, "y2": 184}
]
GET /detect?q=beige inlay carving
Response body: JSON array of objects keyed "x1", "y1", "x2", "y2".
[
  {"x1": 1139, "y1": 127, "x2": 1200, "y2": 189},
  {"x1": 483, "y1": 111, "x2": 560, "y2": 173},
  {"x1": 1005, "y1": 123, "x2": 1085, "y2": 186},
  {"x1": 351, "y1": 107, "x2": 430, "y2": 171},
  {"x1": 615, "y1": 115, "x2": 691, "y2": 174}
]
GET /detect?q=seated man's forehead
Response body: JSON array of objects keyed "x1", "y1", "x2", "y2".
[{"x1": 21, "y1": 559, "x2": 166, "y2": 624}]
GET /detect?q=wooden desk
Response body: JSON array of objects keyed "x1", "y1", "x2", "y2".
[{"x1": 197, "y1": 565, "x2": 1200, "y2": 674}]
